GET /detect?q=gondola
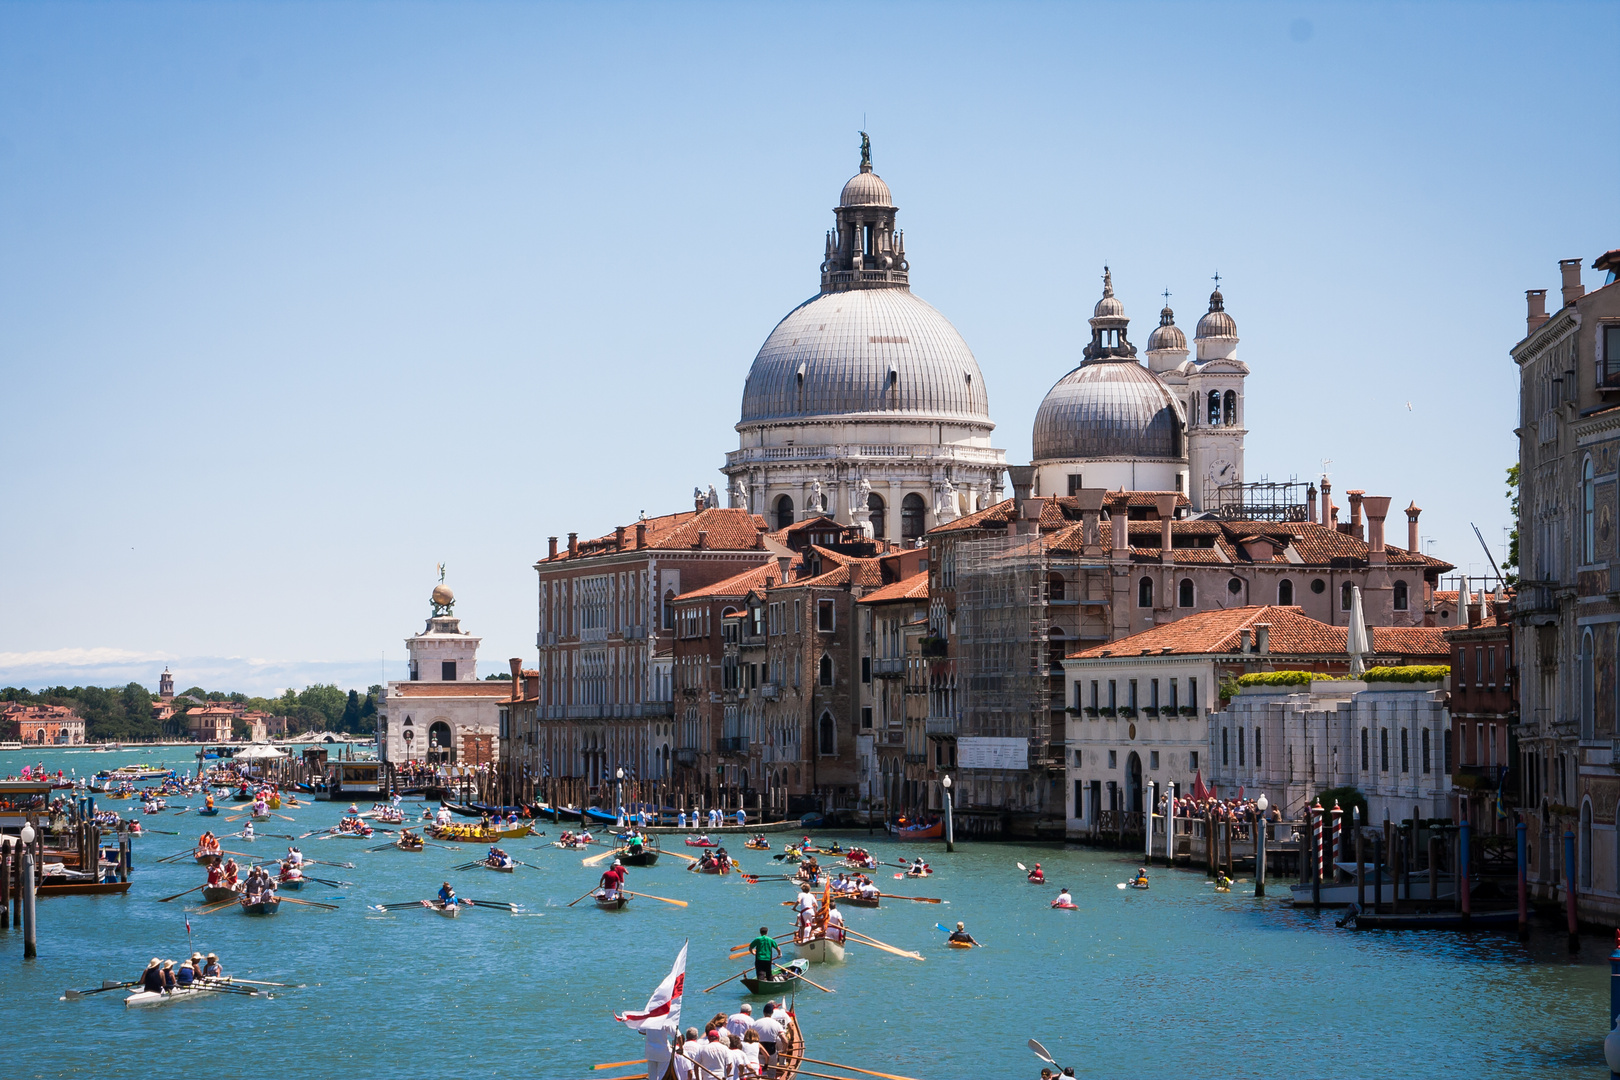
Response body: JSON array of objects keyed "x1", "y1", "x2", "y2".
[
  {"x1": 593, "y1": 889, "x2": 631, "y2": 910},
  {"x1": 239, "y1": 897, "x2": 281, "y2": 915},
  {"x1": 741, "y1": 958, "x2": 809, "y2": 995}
]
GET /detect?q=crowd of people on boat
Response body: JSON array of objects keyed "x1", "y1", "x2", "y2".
[
  {"x1": 667, "y1": 1000, "x2": 790, "y2": 1079},
  {"x1": 694, "y1": 847, "x2": 734, "y2": 872},
  {"x1": 241, "y1": 865, "x2": 278, "y2": 903},
  {"x1": 137, "y1": 952, "x2": 223, "y2": 993},
  {"x1": 828, "y1": 872, "x2": 880, "y2": 900}
]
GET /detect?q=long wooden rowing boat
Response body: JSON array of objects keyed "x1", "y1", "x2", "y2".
[
  {"x1": 793, "y1": 932, "x2": 844, "y2": 964},
  {"x1": 770, "y1": 1014, "x2": 804, "y2": 1080},
  {"x1": 37, "y1": 879, "x2": 132, "y2": 897},
  {"x1": 125, "y1": 984, "x2": 213, "y2": 1008},
  {"x1": 202, "y1": 885, "x2": 239, "y2": 903},
  {"x1": 621, "y1": 845, "x2": 660, "y2": 867},
  {"x1": 239, "y1": 897, "x2": 281, "y2": 916},
  {"x1": 836, "y1": 894, "x2": 879, "y2": 909},
  {"x1": 593, "y1": 889, "x2": 630, "y2": 910},
  {"x1": 482, "y1": 858, "x2": 515, "y2": 873}
]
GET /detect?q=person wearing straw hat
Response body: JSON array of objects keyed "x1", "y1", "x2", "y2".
[
  {"x1": 203, "y1": 953, "x2": 222, "y2": 977},
  {"x1": 138, "y1": 958, "x2": 164, "y2": 994}
]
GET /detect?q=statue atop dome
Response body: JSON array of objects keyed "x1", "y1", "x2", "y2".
[{"x1": 859, "y1": 130, "x2": 871, "y2": 170}]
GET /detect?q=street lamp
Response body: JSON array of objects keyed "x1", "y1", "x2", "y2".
[
  {"x1": 615, "y1": 768, "x2": 625, "y2": 827},
  {"x1": 941, "y1": 774, "x2": 955, "y2": 853},
  {"x1": 1255, "y1": 793, "x2": 1269, "y2": 898},
  {"x1": 20, "y1": 823, "x2": 35, "y2": 846}
]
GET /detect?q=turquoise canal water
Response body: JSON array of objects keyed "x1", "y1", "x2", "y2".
[{"x1": 0, "y1": 746, "x2": 1611, "y2": 1078}]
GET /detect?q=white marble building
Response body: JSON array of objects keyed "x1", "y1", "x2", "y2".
[{"x1": 377, "y1": 582, "x2": 507, "y2": 767}]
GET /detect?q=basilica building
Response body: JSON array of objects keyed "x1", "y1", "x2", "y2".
[
  {"x1": 1031, "y1": 270, "x2": 1249, "y2": 512},
  {"x1": 723, "y1": 139, "x2": 1008, "y2": 542}
]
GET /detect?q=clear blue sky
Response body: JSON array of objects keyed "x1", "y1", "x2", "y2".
[{"x1": 2, "y1": 2, "x2": 1615, "y2": 695}]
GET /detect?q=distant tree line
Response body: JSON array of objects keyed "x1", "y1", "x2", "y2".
[{"x1": 0, "y1": 683, "x2": 381, "y2": 742}]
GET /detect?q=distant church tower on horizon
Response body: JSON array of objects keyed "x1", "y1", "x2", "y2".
[{"x1": 158, "y1": 668, "x2": 174, "y2": 701}]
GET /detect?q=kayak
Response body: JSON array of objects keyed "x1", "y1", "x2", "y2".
[
  {"x1": 948, "y1": 940, "x2": 976, "y2": 948},
  {"x1": 1051, "y1": 901, "x2": 1078, "y2": 909}
]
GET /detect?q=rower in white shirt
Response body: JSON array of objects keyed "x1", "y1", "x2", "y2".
[
  {"x1": 671, "y1": 1028, "x2": 699, "y2": 1080},
  {"x1": 750, "y1": 1005, "x2": 786, "y2": 1063},
  {"x1": 725, "y1": 1003, "x2": 754, "y2": 1040},
  {"x1": 689, "y1": 1029, "x2": 732, "y2": 1080},
  {"x1": 823, "y1": 900, "x2": 846, "y2": 942}
]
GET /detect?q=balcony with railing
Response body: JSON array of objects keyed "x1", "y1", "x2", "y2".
[
  {"x1": 761, "y1": 683, "x2": 782, "y2": 701},
  {"x1": 925, "y1": 714, "x2": 958, "y2": 736},
  {"x1": 872, "y1": 657, "x2": 906, "y2": 678},
  {"x1": 674, "y1": 748, "x2": 698, "y2": 767},
  {"x1": 718, "y1": 736, "x2": 749, "y2": 756}
]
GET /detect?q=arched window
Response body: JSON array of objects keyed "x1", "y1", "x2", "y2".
[
  {"x1": 1207, "y1": 391, "x2": 1221, "y2": 425},
  {"x1": 1581, "y1": 629, "x2": 1596, "y2": 741},
  {"x1": 1393, "y1": 581, "x2": 1409, "y2": 611},
  {"x1": 1171, "y1": 421, "x2": 1182, "y2": 457},
  {"x1": 1341, "y1": 582, "x2": 1355, "y2": 611},
  {"x1": 1138, "y1": 577, "x2": 1154, "y2": 608},
  {"x1": 818, "y1": 655, "x2": 833, "y2": 686},
  {"x1": 901, "y1": 493, "x2": 927, "y2": 539},
  {"x1": 1278, "y1": 579, "x2": 1294, "y2": 606},
  {"x1": 1223, "y1": 390, "x2": 1237, "y2": 426},
  {"x1": 1047, "y1": 573, "x2": 1066, "y2": 601},
  {"x1": 775, "y1": 494, "x2": 794, "y2": 530},
  {"x1": 866, "y1": 493, "x2": 886, "y2": 538},
  {"x1": 1178, "y1": 579, "x2": 1194, "y2": 608},
  {"x1": 1583, "y1": 456, "x2": 1596, "y2": 563},
  {"x1": 662, "y1": 590, "x2": 675, "y2": 631},
  {"x1": 818, "y1": 713, "x2": 836, "y2": 756},
  {"x1": 1189, "y1": 395, "x2": 1199, "y2": 427}
]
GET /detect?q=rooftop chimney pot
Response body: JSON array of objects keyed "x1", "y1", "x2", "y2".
[
  {"x1": 1255, "y1": 624, "x2": 1270, "y2": 655},
  {"x1": 1560, "y1": 258, "x2": 1586, "y2": 307},
  {"x1": 1007, "y1": 465, "x2": 1036, "y2": 503},
  {"x1": 548, "y1": 536, "x2": 559, "y2": 560},
  {"x1": 1526, "y1": 289, "x2": 1549, "y2": 334},
  {"x1": 1405, "y1": 502, "x2": 1422, "y2": 553},
  {"x1": 567, "y1": 532, "x2": 578, "y2": 557}
]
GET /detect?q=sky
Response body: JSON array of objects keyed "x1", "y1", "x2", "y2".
[{"x1": 1, "y1": 1, "x2": 1616, "y2": 697}]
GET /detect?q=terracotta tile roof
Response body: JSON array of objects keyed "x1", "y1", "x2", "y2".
[
  {"x1": 858, "y1": 570, "x2": 930, "y2": 604},
  {"x1": 1031, "y1": 517, "x2": 1452, "y2": 572},
  {"x1": 388, "y1": 682, "x2": 516, "y2": 698},
  {"x1": 1068, "y1": 605, "x2": 1448, "y2": 660},
  {"x1": 540, "y1": 507, "x2": 768, "y2": 563},
  {"x1": 930, "y1": 493, "x2": 1192, "y2": 536},
  {"x1": 678, "y1": 559, "x2": 799, "y2": 601},
  {"x1": 771, "y1": 552, "x2": 886, "y2": 591}
]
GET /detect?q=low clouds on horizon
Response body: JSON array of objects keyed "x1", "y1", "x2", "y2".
[{"x1": 0, "y1": 647, "x2": 388, "y2": 697}]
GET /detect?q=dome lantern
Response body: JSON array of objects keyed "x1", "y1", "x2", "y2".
[
  {"x1": 1082, "y1": 267, "x2": 1138, "y2": 363},
  {"x1": 821, "y1": 132, "x2": 908, "y2": 293}
]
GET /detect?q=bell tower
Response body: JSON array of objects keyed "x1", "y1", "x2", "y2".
[{"x1": 1184, "y1": 285, "x2": 1249, "y2": 512}]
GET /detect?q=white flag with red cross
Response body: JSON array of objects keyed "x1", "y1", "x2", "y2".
[{"x1": 614, "y1": 941, "x2": 686, "y2": 1034}]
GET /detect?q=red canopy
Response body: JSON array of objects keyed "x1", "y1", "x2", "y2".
[{"x1": 1191, "y1": 771, "x2": 1210, "y2": 800}]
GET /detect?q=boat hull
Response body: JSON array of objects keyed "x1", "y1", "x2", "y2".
[
  {"x1": 37, "y1": 879, "x2": 131, "y2": 897},
  {"x1": 125, "y1": 985, "x2": 212, "y2": 1008},
  {"x1": 1288, "y1": 879, "x2": 1456, "y2": 908},
  {"x1": 432, "y1": 902, "x2": 461, "y2": 918},
  {"x1": 886, "y1": 821, "x2": 944, "y2": 841},
  {"x1": 278, "y1": 877, "x2": 306, "y2": 890},
  {"x1": 838, "y1": 895, "x2": 879, "y2": 908},
  {"x1": 240, "y1": 899, "x2": 281, "y2": 915},
  {"x1": 197, "y1": 808, "x2": 219, "y2": 817},
  {"x1": 484, "y1": 860, "x2": 515, "y2": 873},
  {"x1": 947, "y1": 940, "x2": 975, "y2": 948},
  {"x1": 621, "y1": 848, "x2": 660, "y2": 867},
  {"x1": 594, "y1": 891, "x2": 630, "y2": 910},
  {"x1": 202, "y1": 886, "x2": 239, "y2": 903},
  {"x1": 1353, "y1": 908, "x2": 1518, "y2": 931},
  {"x1": 793, "y1": 935, "x2": 845, "y2": 964}
]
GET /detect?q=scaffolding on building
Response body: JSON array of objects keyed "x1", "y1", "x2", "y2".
[
  {"x1": 954, "y1": 531, "x2": 1052, "y2": 808},
  {"x1": 1211, "y1": 478, "x2": 1311, "y2": 522}
]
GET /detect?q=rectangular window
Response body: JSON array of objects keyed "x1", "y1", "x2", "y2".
[
  {"x1": 1108, "y1": 680, "x2": 1117, "y2": 710},
  {"x1": 1380, "y1": 728, "x2": 1389, "y2": 772},
  {"x1": 861, "y1": 706, "x2": 872, "y2": 729},
  {"x1": 1150, "y1": 751, "x2": 1160, "y2": 770},
  {"x1": 1487, "y1": 646, "x2": 1495, "y2": 683},
  {"x1": 1401, "y1": 728, "x2": 1410, "y2": 773},
  {"x1": 1254, "y1": 729, "x2": 1262, "y2": 768},
  {"x1": 1188, "y1": 678, "x2": 1199, "y2": 711},
  {"x1": 1168, "y1": 679, "x2": 1178, "y2": 711},
  {"x1": 794, "y1": 600, "x2": 801, "y2": 633},
  {"x1": 1221, "y1": 728, "x2": 1229, "y2": 766},
  {"x1": 1238, "y1": 728, "x2": 1245, "y2": 767},
  {"x1": 1361, "y1": 727, "x2": 1368, "y2": 770},
  {"x1": 1090, "y1": 681, "x2": 1099, "y2": 709},
  {"x1": 1604, "y1": 325, "x2": 1620, "y2": 384},
  {"x1": 1189, "y1": 750, "x2": 1199, "y2": 771},
  {"x1": 1108, "y1": 750, "x2": 1118, "y2": 769},
  {"x1": 1150, "y1": 679, "x2": 1159, "y2": 708},
  {"x1": 1422, "y1": 728, "x2": 1431, "y2": 774},
  {"x1": 1074, "y1": 780, "x2": 1084, "y2": 819},
  {"x1": 441, "y1": 660, "x2": 457, "y2": 681},
  {"x1": 818, "y1": 599, "x2": 835, "y2": 632},
  {"x1": 1067, "y1": 473, "x2": 1084, "y2": 495},
  {"x1": 1128, "y1": 680, "x2": 1138, "y2": 708},
  {"x1": 409, "y1": 660, "x2": 419, "y2": 682},
  {"x1": 861, "y1": 657, "x2": 871, "y2": 683},
  {"x1": 1476, "y1": 647, "x2": 1483, "y2": 685}
]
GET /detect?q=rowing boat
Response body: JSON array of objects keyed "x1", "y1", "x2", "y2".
[
  {"x1": 741, "y1": 958, "x2": 809, "y2": 995},
  {"x1": 684, "y1": 837, "x2": 718, "y2": 847},
  {"x1": 194, "y1": 849, "x2": 222, "y2": 864},
  {"x1": 836, "y1": 894, "x2": 879, "y2": 908},
  {"x1": 395, "y1": 839, "x2": 424, "y2": 852},
  {"x1": 483, "y1": 858, "x2": 515, "y2": 873},
  {"x1": 793, "y1": 932, "x2": 844, "y2": 964},
  {"x1": 594, "y1": 889, "x2": 630, "y2": 911},
  {"x1": 744, "y1": 840, "x2": 770, "y2": 851},
  {"x1": 196, "y1": 807, "x2": 219, "y2": 817},
  {"x1": 947, "y1": 940, "x2": 975, "y2": 949},
  {"x1": 202, "y1": 885, "x2": 239, "y2": 903},
  {"x1": 277, "y1": 876, "x2": 306, "y2": 891},
  {"x1": 125, "y1": 984, "x2": 214, "y2": 1008},
  {"x1": 1051, "y1": 901, "x2": 1077, "y2": 910},
  {"x1": 239, "y1": 897, "x2": 281, "y2": 915},
  {"x1": 429, "y1": 900, "x2": 462, "y2": 918},
  {"x1": 688, "y1": 861, "x2": 732, "y2": 875}
]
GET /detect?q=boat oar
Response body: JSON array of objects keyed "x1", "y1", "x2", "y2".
[
  {"x1": 276, "y1": 896, "x2": 339, "y2": 910},
  {"x1": 512, "y1": 860, "x2": 543, "y2": 872},
  {"x1": 142, "y1": 828, "x2": 180, "y2": 835},
  {"x1": 798, "y1": 1060, "x2": 919, "y2": 1080},
  {"x1": 194, "y1": 898, "x2": 240, "y2": 915},
  {"x1": 61, "y1": 980, "x2": 135, "y2": 1000},
  {"x1": 425, "y1": 842, "x2": 461, "y2": 851},
  {"x1": 621, "y1": 890, "x2": 688, "y2": 908},
  {"x1": 157, "y1": 884, "x2": 206, "y2": 903},
  {"x1": 1028, "y1": 1038, "x2": 1069, "y2": 1075},
  {"x1": 220, "y1": 977, "x2": 303, "y2": 988},
  {"x1": 453, "y1": 862, "x2": 481, "y2": 872},
  {"x1": 467, "y1": 899, "x2": 520, "y2": 911},
  {"x1": 274, "y1": 814, "x2": 296, "y2": 822},
  {"x1": 566, "y1": 887, "x2": 598, "y2": 907},
  {"x1": 304, "y1": 877, "x2": 351, "y2": 887},
  {"x1": 582, "y1": 847, "x2": 624, "y2": 867},
  {"x1": 877, "y1": 893, "x2": 945, "y2": 904},
  {"x1": 842, "y1": 928, "x2": 925, "y2": 961},
  {"x1": 592, "y1": 1060, "x2": 648, "y2": 1071},
  {"x1": 364, "y1": 843, "x2": 395, "y2": 852},
  {"x1": 700, "y1": 968, "x2": 750, "y2": 993},
  {"x1": 371, "y1": 900, "x2": 431, "y2": 911},
  {"x1": 306, "y1": 859, "x2": 354, "y2": 869},
  {"x1": 661, "y1": 849, "x2": 699, "y2": 863}
]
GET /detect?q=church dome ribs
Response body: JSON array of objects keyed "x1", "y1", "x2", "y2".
[{"x1": 1033, "y1": 360, "x2": 1184, "y2": 460}]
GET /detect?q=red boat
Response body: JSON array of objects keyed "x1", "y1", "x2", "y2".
[
  {"x1": 684, "y1": 837, "x2": 718, "y2": 847},
  {"x1": 886, "y1": 819, "x2": 944, "y2": 841}
]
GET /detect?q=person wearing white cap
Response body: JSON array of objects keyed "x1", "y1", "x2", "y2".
[{"x1": 725, "y1": 1002, "x2": 754, "y2": 1040}]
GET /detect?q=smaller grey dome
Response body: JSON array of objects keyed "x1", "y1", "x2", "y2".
[
  {"x1": 1033, "y1": 359, "x2": 1184, "y2": 461},
  {"x1": 1147, "y1": 306, "x2": 1187, "y2": 352},
  {"x1": 1196, "y1": 289, "x2": 1237, "y2": 339},
  {"x1": 840, "y1": 168, "x2": 893, "y2": 207}
]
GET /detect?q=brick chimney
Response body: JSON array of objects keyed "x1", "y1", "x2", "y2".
[
  {"x1": 548, "y1": 536, "x2": 558, "y2": 560},
  {"x1": 636, "y1": 521, "x2": 648, "y2": 549},
  {"x1": 1346, "y1": 490, "x2": 1365, "y2": 540},
  {"x1": 1254, "y1": 624, "x2": 1270, "y2": 654},
  {"x1": 567, "y1": 532, "x2": 578, "y2": 557},
  {"x1": 1405, "y1": 502, "x2": 1421, "y2": 553},
  {"x1": 1306, "y1": 485, "x2": 1317, "y2": 523},
  {"x1": 1111, "y1": 506, "x2": 1129, "y2": 558},
  {"x1": 777, "y1": 556, "x2": 791, "y2": 581},
  {"x1": 1319, "y1": 477, "x2": 1332, "y2": 527},
  {"x1": 1075, "y1": 488, "x2": 1107, "y2": 555},
  {"x1": 1240, "y1": 628, "x2": 1252, "y2": 653},
  {"x1": 1561, "y1": 258, "x2": 1585, "y2": 307},
  {"x1": 1466, "y1": 588, "x2": 1483, "y2": 628},
  {"x1": 615, "y1": 525, "x2": 626, "y2": 551},
  {"x1": 1363, "y1": 495, "x2": 1392, "y2": 565},
  {"x1": 1154, "y1": 493, "x2": 1177, "y2": 564},
  {"x1": 696, "y1": 529, "x2": 708, "y2": 550},
  {"x1": 1526, "y1": 289, "x2": 1549, "y2": 334},
  {"x1": 508, "y1": 657, "x2": 522, "y2": 700}
]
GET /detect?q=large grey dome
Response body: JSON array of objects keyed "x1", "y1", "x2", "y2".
[
  {"x1": 739, "y1": 288, "x2": 991, "y2": 426},
  {"x1": 1033, "y1": 359, "x2": 1184, "y2": 460}
]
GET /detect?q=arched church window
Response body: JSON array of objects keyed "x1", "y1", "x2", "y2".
[
  {"x1": 901, "y1": 493, "x2": 926, "y2": 539},
  {"x1": 819, "y1": 655, "x2": 833, "y2": 686},
  {"x1": 1278, "y1": 579, "x2": 1294, "y2": 606},
  {"x1": 866, "y1": 493, "x2": 886, "y2": 538},
  {"x1": 1189, "y1": 395, "x2": 1198, "y2": 427},
  {"x1": 775, "y1": 494, "x2": 794, "y2": 530},
  {"x1": 1223, "y1": 390, "x2": 1237, "y2": 426},
  {"x1": 1208, "y1": 391, "x2": 1221, "y2": 425},
  {"x1": 1341, "y1": 582, "x2": 1354, "y2": 611},
  {"x1": 1138, "y1": 577, "x2": 1154, "y2": 608},
  {"x1": 1178, "y1": 579, "x2": 1195, "y2": 608},
  {"x1": 818, "y1": 713, "x2": 836, "y2": 756}
]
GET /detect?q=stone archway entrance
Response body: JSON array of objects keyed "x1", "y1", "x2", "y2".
[
  {"x1": 428, "y1": 721, "x2": 455, "y2": 765},
  {"x1": 1126, "y1": 751, "x2": 1143, "y2": 816}
]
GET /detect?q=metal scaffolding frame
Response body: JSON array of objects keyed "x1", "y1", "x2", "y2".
[
  {"x1": 955, "y1": 532, "x2": 1051, "y2": 750},
  {"x1": 1212, "y1": 479, "x2": 1310, "y2": 522}
]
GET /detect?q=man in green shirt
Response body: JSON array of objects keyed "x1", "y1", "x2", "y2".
[{"x1": 749, "y1": 926, "x2": 781, "y2": 980}]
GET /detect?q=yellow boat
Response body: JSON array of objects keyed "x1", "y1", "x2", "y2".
[
  {"x1": 493, "y1": 822, "x2": 533, "y2": 839},
  {"x1": 268, "y1": 795, "x2": 282, "y2": 810}
]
